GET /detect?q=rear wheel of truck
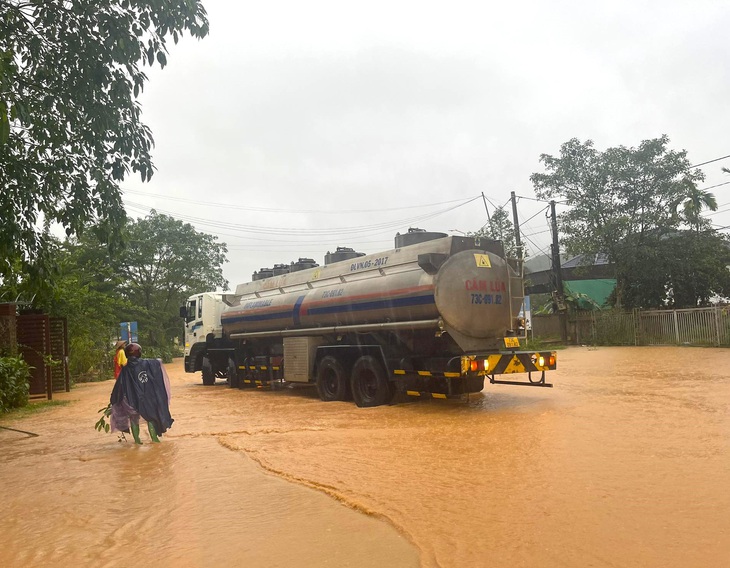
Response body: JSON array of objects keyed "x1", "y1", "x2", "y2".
[
  {"x1": 228, "y1": 358, "x2": 240, "y2": 388},
  {"x1": 202, "y1": 356, "x2": 214, "y2": 386},
  {"x1": 350, "y1": 355, "x2": 393, "y2": 407},
  {"x1": 316, "y1": 356, "x2": 350, "y2": 402}
]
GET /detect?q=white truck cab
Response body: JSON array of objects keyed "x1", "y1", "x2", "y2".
[{"x1": 181, "y1": 292, "x2": 226, "y2": 373}]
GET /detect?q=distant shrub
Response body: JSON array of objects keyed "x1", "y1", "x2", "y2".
[
  {"x1": 141, "y1": 344, "x2": 180, "y2": 363},
  {"x1": 0, "y1": 356, "x2": 31, "y2": 412}
]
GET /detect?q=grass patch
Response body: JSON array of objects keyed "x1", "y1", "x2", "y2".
[{"x1": 0, "y1": 400, "x2": 72, "y2": 421}]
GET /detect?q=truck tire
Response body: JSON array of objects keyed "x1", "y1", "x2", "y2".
[
  {"x1": 316, "y1": 356, "x2": 349, "y2": 402},
  {"x1": 228, "y1": 358, "x2": 240, "y2": 388},
  {"x1": 202, "y1": 356, "x2": 214, "y2": 386},
  {"x1": 350, "y1": 355, "x2": 393, "y2": 408}
]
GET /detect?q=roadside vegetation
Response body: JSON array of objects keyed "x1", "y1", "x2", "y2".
[
  {"x1": 1, "y1": 1, "x2": 216, "y2": 408},
  {"x1": 531, "y1": 136, "x2": 730, "y2": 309},
  {"x1": 0, "y1": 356, "x2": 30, "y2": 412}
]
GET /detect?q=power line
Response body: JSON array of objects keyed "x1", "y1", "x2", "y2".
[
  {"x1": 690, "y1": 154, "x2": 730, "y2": 169},
  {"x1": 514, "y1": 194, "x2": 552, "y2": 203},
  {"x1": 124, "y1": 196, "x2": 481, "y2": 239},
  {"x1": 522, "y1": 228, "x2": 551, "y2": 237},
  {"x1": 520, "y1": 205, "x2": 550, "y2": 226},
  {"x1": 521, "y1": 233, "x2": 551, "y2": 258},
  {"x1": 122, "y1": 187, "x2": 482, "y2": 214},
  {"x1": 699, "y1": 180, "x2": 730, "y2": 193}
]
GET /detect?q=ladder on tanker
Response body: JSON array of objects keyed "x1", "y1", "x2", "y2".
[{"x1": 508, "y1": 258, "x2": 526, "y2": 338}]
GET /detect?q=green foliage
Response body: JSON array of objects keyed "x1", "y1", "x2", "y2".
[
  {"x1": 530, "y1": 136, "x2": 729, "y2": 308},
  {"x1": 2, "y1": 212, "x2": 226, "y2": 378},
  {"x1": 23, "y1": 231, "x2": 134, "y2": 380},
  {"x1": 674, "y1": 186, "x2": 717, "y2": 232},
  {"x1": 94, "y1": 403, "x2": 112, "y2": 434},
  {"x1": 564, "y1": 290, "x2": 602, "y2": 311},
  {"x1": 0, "y1": 0, "x2": 209, "y2": 279},
  {"x1": 616, "y1": 231, "x2": 730, "y2": 308},
  {"x1": 531, "y1": 290, "x2": 601, "y2": 314},
  {"x1": 142, "y1": 344, "x2": 182, "y2": 364},
  {"x1": 0, "y1": 356, "x2": 30, "y2": 412},
  {"x1": 0, "y1": 212, "x2": 227, "y2": 381},
  {"x1": 120, "y1": 211, "x2": 228, "y2": 349},
  {"x1": 531, "y1": 136, "x2": 702, "y2": 258}
]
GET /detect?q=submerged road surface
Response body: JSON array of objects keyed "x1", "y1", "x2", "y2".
[{"x1": 1, "y1": 346, "x2": 729, "y2": 567}]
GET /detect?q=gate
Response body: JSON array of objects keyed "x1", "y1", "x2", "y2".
[
  {"x1": 17, "y1": 314, "x2": 53, "y2": 400},
  {"x1": 15, "y1": 314, "x2": 70, "y2": 400},
  {"x1": 639, "y1": 308, "x2": 725, "y2": 346},
  {"x1": 49, "y1": 318, "x2": 70, "y2": 392}
]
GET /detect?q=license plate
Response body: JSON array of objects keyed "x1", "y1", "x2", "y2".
[{"x1": 504, "y1": 337, "x2": 520, "y2": 348}]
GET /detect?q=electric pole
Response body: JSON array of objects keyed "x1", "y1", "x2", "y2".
[
  {"x1": 550, "y1": 200, "x2": 568, "y2": 342},
  {"x1": 510, "y1": 191, "x2": 523, "y2": 260},
  {"x1": 481, "y1": 192, "x2": 491, "y2": 226}
]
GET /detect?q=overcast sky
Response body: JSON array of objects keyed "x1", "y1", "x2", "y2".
[{"x1": 121, "y1": 0, "x2": 730, "y2": 290}]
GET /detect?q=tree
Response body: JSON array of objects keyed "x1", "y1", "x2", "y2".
[
  {"x1": 3, "y1": 213, "x2": 228, "y2": 377},
  {"x1": 666, "y1": 232, "x2": 730, "y2": 307},
  {"x1": 530, "y1": 136, "x2": 730, "y2": 308},
  {"x1": 0, "y1": 0, "x2": 209, "y2": 280},
  {"x1": 675, "y1": 185, "x2": 717, "y2": 232},
  {"x1": 119, "y1": 211, "x2": 227, "y2": 348},
  {"x1": 49, "y1": 233, "x2": 134, "y2": 378},
  {"x1": 0, "y1": 230, "x2": 136, "y2": 379},
  {"x1": 615, "y1": 230, "x2": 730, "y2": 308},
  {"x1": 470, "y1": 207, "x2": 520, "y2": 258}
]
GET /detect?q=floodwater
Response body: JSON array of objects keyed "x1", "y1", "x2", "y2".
[{"x1": 1, "y1": 346, "x2": 729, "y2": 568}]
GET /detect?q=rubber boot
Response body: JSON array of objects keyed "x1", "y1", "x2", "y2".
[
  {"x1": 148, "y1": 421, "x2": 160, "y2": 443},
  {"x1": 130, "y1": 422, "x2": 142, "y2": 445}
]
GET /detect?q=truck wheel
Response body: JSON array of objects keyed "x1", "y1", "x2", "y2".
[
  {"x1": 228, "y1": 358, "x2": 240, "y2": 388},
  {"x1": 202, "y1": 357, "x2": 214, "y2": 386},
  {"x1": 350, "y1": 355, "x2": 393, "y2": 407},
  {"x1": 316, "y1": 356, "x2": 349, "y2": 402}
]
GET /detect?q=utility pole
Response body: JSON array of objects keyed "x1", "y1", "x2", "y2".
[
  {"x1": 481, "y1": 192, "x2": 491, "y2": 226},
  {"x1": 510, "y1": 191, "x2": 522, "y2": 260},
  {"x1": 550, "y1": 200, "x2": 568, "y2": 342}
]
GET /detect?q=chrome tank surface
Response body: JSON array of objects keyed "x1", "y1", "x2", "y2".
[
  {"x1": 434, "y1": 250, "x2": 514, "y2": 350},
  {"x1": 221, "y1": 236, "x2": 516, "y2": 346}
]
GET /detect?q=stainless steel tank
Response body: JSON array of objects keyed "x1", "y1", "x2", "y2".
[{"x1": 222, "y1": 235, "x2": 521, "y2": 352}]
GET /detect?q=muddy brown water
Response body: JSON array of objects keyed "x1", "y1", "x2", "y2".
[{"x1": 1, "y1": 346, "x2": 729, "y2": 568}]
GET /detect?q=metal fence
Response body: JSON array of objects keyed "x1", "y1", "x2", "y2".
[{"x1": 533, "y1": 307, "x2": 730, "y2": 347}]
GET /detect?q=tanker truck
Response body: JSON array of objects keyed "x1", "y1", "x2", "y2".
[{"x1": 181, "y1": 229, "x2": 556, "y2": 407}]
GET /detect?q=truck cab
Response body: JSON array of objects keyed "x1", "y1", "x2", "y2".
[{"x1": 181, "y1": 292, "x2": 226, "y2": 374}]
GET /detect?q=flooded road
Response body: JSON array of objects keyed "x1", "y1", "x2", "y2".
[{"x1": 1, "y1": 346, "x2": 729, "y2": 567}]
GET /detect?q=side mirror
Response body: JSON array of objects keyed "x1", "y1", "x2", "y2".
[{"x1": 179, "y1": 306, "x2": 187, "y2": 318}]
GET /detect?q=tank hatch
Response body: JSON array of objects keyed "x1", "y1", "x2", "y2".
[
  {"x1": 395, "y1": 227, "x2": 448, "y2": 248},
  {"x1": 324, "y1": 246, "x2": 365, "y2": 265}
]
